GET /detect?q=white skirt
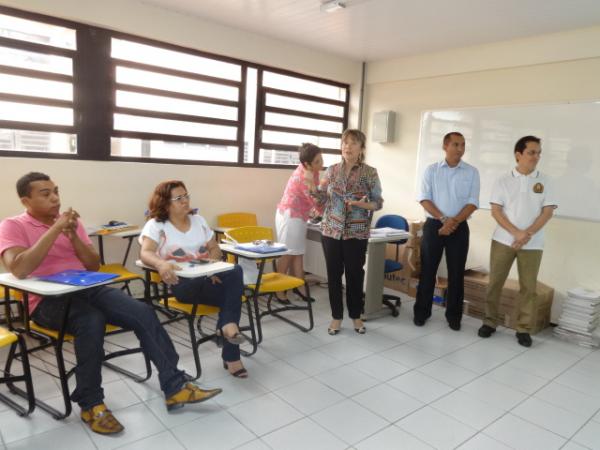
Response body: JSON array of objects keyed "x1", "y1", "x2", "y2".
[{"x1": 275, "y1": 209, "x2": 307, "y2": 255}]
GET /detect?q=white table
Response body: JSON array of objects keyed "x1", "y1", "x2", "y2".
[
  {"x1": 89, "y1": 227, "x2": 141, "y2": 266},
  {"x1": 305, "y1": 223, "x2": 410, "y2": 319},
  {"x1": 0, "y1": 271, "x2": 149, "y2": 419},
  {"x1": 135, "y1": 259, "x2": 234, "y2": 278},
  {"x1": 0, "y1": 272, "x2": 121, "y2": 297}
]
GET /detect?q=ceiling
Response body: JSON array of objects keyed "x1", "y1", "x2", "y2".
[{"x1": 140, "y1": 0, "x2": 600, "y2": 62}]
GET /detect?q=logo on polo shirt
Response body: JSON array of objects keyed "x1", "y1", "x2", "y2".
[{"x1": 533, "y1": 182, "x2": 544, "y2": 194}]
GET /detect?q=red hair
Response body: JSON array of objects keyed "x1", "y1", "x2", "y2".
[{"x1": 148, "y1": 180, "x2": 187, "y2": 222}]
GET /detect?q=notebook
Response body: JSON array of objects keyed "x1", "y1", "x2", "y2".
[{"x1": 38, "y1": 270, "x2": 120, "y2": 286}]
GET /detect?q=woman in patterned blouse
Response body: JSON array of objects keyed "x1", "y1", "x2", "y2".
[
  {"x1": 314, "y1": 129, "x2": 383, "y2": 335},
  {"x1": 275, "y1": 143, "x2": 323, "y2": 302}
]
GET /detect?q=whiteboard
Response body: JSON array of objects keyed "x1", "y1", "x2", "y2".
[{"x1": 416, "y1": 101, "x2": 600, "y2": 222}]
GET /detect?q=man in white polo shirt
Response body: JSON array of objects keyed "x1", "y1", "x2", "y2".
[{"x1": 478, "y1": 136, "x2": 557, "y2": 347}]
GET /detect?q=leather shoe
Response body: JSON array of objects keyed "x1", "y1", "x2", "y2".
[
  {"x1": 516, "y1": 332, "x2": 532, "y2": 347},
  {"x1": 448, "y1": 321, "x2": 461, "y2": 331},
  {"x1": 413, "y1": 317, "x2": 425, "y2": 326},
  {"x1": 478, "y1": 325, "x2": 496, "y2": 338}
]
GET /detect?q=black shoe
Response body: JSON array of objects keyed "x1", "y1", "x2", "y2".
[
  {"x1": 448, "y1": 321, "x2": 461, "y2": 331},
  {"x1": 413, "y1": 317, "x2": 425, "y2": 326},
  {"x1": 478, "y1": 325, "x2": 496, "y2": 338},
  {"x1": 516, "y1": 332, "x2": 532, "y2": 347}
]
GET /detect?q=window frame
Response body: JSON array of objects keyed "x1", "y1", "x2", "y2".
[{"x1": 0, "y1": 5, "x2": 350, "y2": 168}]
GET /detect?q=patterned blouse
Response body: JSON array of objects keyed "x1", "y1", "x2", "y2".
[
  {"x1": 277, "y1": 164, "x2": 321, "y2": 221},
  {"x1": 315, "y1": 161, "x2": 383, "y2": 240}
]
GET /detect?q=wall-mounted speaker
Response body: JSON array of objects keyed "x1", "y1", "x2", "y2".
[{"x1": 372, "y1": 111, "x2": 395, "y2": 143}]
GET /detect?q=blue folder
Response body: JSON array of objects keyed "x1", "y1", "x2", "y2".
[{"x1": 38, "y1": 270, "x2": 119, "y2": 286}]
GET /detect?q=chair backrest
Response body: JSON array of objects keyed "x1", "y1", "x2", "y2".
[
  {"x1": 217, "y1": 212, "x2": 258, "y2": 228},
  {"x1": 226, "y1": 226, "x2": 273, "y2": 243},
  {"x1": 375, "y1": 214, "x2": 409, "y2": 245}
]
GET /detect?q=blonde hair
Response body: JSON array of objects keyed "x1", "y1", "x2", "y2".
[{"x1": 341, "y1": 129, "x2": 366, "y2": 163}]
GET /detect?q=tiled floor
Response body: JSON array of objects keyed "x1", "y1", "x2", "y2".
[{"x1": 1, "y1": 286, "x2": 600, "y2": 450}]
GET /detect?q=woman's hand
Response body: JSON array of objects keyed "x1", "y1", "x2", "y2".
[
  {"x1": 346, "y1": 196, "x2": 372, "y2": 210},
  {"x1": 158, "y1": 260, "x2": 181, "y2": 285}
]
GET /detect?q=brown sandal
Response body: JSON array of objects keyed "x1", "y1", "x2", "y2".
[
  {"x1": 223, "y1": 360, "x2": 248, "y2": 378},
  {"x1": 81, "y1": 404, "x2": 124, "y2": 435}
]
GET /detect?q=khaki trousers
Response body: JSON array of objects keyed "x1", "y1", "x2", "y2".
[{"x1": 483, "y1": 240, "x2": 543, "y2": 333}]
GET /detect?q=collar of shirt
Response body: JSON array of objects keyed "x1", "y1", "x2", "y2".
[
  {"x1": 22, "y1": 212, "x2": 51, "y2": 228},
  {"x1": 511, "y1": 168, "x2": 539, "y2": 178},
  {"x1": 440, "y1": 159, "x2": 465, "y2": 169}
]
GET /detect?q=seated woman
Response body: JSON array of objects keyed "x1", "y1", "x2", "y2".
[{"x1": 140, "y1": 180, "x2": 247, "y2": 378}]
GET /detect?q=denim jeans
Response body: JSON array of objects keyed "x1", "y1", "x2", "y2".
[
  {"x1": 32, "y1": 286, "x2": 186, "y2": 410},
  {"x1": 170, "y1": 264, "x2": 243, "y2": 362}
]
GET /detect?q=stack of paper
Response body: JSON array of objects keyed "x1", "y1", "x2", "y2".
[
  {"x1": 554, "y1": 287, "x2": 600, "y2": 348},
  {"x1": 370, "y1": 227, "x2": 410, "y2": 238}
]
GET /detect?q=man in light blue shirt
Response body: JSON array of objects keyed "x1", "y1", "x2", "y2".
[{"x1": 413, "y1": 132, "x2": 480, "y2": 330}]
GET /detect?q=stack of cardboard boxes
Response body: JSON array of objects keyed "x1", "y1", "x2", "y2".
[
  {"x1": 463, "y1": 269, "x2": 554, "y2": 334},
  {"x1": 383, "y1": 221, "x2": 423, "y2": 297},
  {"x1": 382, "y1": 222, "x2": 553, "y2": 334}
]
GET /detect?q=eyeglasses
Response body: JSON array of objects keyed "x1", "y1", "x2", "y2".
[{"x1": 171, "y1": 193, "x2": 190, "y2": 202}]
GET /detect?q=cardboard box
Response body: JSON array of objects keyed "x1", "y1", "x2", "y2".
[{"x1": 462, "y1": 269, "x2": 554, "y2": 334}]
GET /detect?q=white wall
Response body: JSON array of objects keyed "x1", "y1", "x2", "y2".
[
  {"x1": 0, "y1": 0, "x2": 361, "y2": 266},
  {"x1": 364, "y1": 27, "x2": 600, "y2": 319}
]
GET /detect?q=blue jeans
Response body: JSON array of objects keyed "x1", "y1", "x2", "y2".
[
  {"x1": 170, "y1": 265, "x2": 243, "y2": 362},
  {"x1": 32, "y1": 286, "x2": 186, "y2": 410}
]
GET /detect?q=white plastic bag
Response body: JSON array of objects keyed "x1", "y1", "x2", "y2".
[{"x1": 238, "y1": 257, "x2": 259, "y2": 285}]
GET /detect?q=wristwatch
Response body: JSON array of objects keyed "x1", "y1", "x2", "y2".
[{"x1": 439, "y1": 215, "x2": 448, "y2": 223}]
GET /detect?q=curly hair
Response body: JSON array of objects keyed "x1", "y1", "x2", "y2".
[{"x1": 148, "y1": 180, "x2": 188, "y2": 222}]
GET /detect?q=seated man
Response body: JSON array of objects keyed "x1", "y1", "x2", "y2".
[{"x1": 0, "y1": 172, "x2": 222, "y2": 435}]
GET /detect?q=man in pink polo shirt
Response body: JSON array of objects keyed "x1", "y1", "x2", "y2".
[{"x1": 0, "y1": 172, "x2": 222, "y2": 434}]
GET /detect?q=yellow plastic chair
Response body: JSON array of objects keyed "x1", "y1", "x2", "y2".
[
  {"x1": 3, "y1": 291, "x2": 151, "y2": 419},
  {"x1": 0, "y1": 326, "x2": 34, "y2": 416},
  {"x1": 217, "y1": 212, "x2": 258, "y2": 228},
  {"x1": 141, "y1": 267, "x2": 258, "y2": 371},
  {"x1": 225, "y1": 226, "x2": 314, "y2": 344},
  {"x1": 1, "y1": 288, "x2": 24, "y2": 330}
]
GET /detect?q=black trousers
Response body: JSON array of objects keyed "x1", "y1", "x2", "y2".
[
  {"x1": 413, "y1": 218, "x2": 470, "y2": 324},
  {"x1": 321, "y1": 235, "x2": 368, "y2": 320}
]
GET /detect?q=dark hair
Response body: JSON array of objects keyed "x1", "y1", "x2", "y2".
[
  {"x1": 298, "y1": 143, "x2": 321, "y2": 167},
  {"x1": 443, "y1": 132, "x2": 464, "y2": 146},
  {"x1": 16, "y1": 172, "x2": 50, "y2": 198},
  {"x1": 514, "y1": 135, "x2": 541, "y2": 154},
  {"x1": 148, "y1": 180, "x2": 187, "y2": 222}
]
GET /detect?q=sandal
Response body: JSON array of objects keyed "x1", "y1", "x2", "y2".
[
  {"x1": 328, "y1": 320, "x2": 341, "y2": 335},
  {"x1": 220, "y1": 327, "x2": 246, "y2": 345},
  {"x1": 81, "y1": 403, "x2": 124, "y2": 435},
  {"x1": 274, "y1": 292, "x2": 291, "y2": 305},
  {"x1": 223, "y1": 360, "x2": 248, "y2": 378}
]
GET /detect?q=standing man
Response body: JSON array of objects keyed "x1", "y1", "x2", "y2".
[
  {"x1": 414, "y1": 132, "x2": 480, "y2": 330},
  {"x1": 478, "y1": 136, "x2": 557, "y2": 347},
  {"x1": 0, "y1": 172, "x2": 222, "y2": 435}
]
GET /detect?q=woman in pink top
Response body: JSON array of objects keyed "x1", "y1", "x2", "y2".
[{"x1": 275, "y1": 143, "x2": 323, "y2": 302}]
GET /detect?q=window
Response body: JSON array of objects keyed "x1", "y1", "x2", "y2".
[
  {"x1": 110, "y1": 37, "x2": 243, "y2": 164},
  {"x1": 0, "y1": 9, "x2": 76, "y2": 155},
  {"x1": 255, "y1": 69, "x2": 348, "y2": 166},
  {"x1": 0, "y1": 6, "x2": 349, "y2": 167}
]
